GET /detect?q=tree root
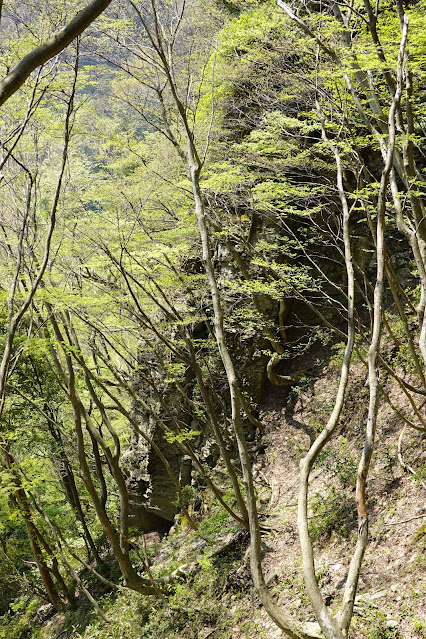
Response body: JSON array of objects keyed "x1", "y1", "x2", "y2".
[{"x1": 267, "y1": 353, "x2": 308, "y2": 387}]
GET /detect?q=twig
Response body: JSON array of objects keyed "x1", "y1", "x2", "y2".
[
  {"x1": 384, "y1": 513, "x2": 426, "y2": 527},
  {"x1": 398, "y1": 427, "x2": 426, "y2": 492}
]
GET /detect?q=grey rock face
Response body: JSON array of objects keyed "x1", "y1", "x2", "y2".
[
  {"x1": 121, "y1": 404, "x2": 188, "y2": 531},
  {"x1": 121, "y1": 237, "x2": 281, "y2": 533},
  {"x1": 121, "y1": 347, "x2": 202, "y2": 533}
]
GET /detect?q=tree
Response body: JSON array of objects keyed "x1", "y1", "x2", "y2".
[
  {"x1": 1, "y1": 1, "x2": 425, "y2": 636},
  {"x1": 84, "y1": 1, "x2": 351, "y2": 636},
  {"x1": 0, "y1": 39, "x2": 84, "y2": 609}
]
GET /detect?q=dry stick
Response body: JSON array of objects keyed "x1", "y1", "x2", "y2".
[
  {"x1": 382, "y1": 248, "x2": 417, "y2": 314},
  {"x1": 384, "y1": 514, "x2": 426, "y2": 527},
  {"x1": 380, "y1": 386, "x2": 425, "y2": 433},
  {"x1": 58, "y1": 537, "x2": 124, "y2": 593},
  {"x1": 398, "y1": 427, "x2": 426, "y2": 492},
  {"x1": 382, "y1": 310, "x2": 402, "y2": 348},
  {"x1": 366, "y1": 336, "x2": 426, "y2": 430},
  {"x1": 142, "y1": 533, "x2": 164, "y2": 599}
]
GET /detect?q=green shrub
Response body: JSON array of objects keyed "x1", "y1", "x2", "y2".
[
  {"x1": 317, "y1": 439, "x2": 357, "y2": 487},
  {"x1": 364, "y1": 607, "x2": 400, "y2": 639},
  {"x1": 309, "y1": 488, "x2": 357, "y2": 541}
]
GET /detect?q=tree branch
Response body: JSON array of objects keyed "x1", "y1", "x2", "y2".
[{"x1": 0, "y1": 0, "x2": 112, "y2": 106}]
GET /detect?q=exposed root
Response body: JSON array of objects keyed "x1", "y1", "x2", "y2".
[{"x1": 267, "y1": 353, "x2": 307, "y2": 387}]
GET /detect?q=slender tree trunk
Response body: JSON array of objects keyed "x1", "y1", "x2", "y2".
[{"x1": 4, "y1": 451, "x2": 63, "y2": 609}]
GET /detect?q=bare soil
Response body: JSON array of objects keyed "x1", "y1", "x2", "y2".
[{"x1": 239, "y1": 351, "x2": 426, "y2": 638}]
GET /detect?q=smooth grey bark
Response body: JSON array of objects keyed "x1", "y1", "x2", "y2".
[
  {"x1": 277, "y1": 4, "x2": 408, "y2": 637},
  {"x1": 338, "y1": 22, "x2": 407, "y2": 637},
  {"x1": 294, "y1": 106, "x2": 356, "y2": 639},
  {"x1": 185, "y1": 130, "x2": 313, "y2": 639}
]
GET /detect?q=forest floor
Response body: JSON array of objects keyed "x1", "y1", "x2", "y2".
[
  {"x1": 251, "y1": 352, "x2": 426, "y2": 639},
  {"x1": 3, "y1": 342, "x2": 426, "y2": 639}
]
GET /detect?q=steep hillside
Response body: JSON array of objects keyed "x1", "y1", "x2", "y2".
[
  {"x1": 2, "y1": 339, "x2": 424, "y2": 639},
  {"x1": 1, "y1": 1, "x2": 426, "y2": 638}
]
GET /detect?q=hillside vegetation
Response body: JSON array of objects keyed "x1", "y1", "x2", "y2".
[{"x1": 0, "y1": 1, "x2": 425, "y2": 638}]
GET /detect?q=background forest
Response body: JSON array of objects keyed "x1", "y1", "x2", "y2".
[{"x1": 0, "y1": 0, "x2": 425, "y2": 638}]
